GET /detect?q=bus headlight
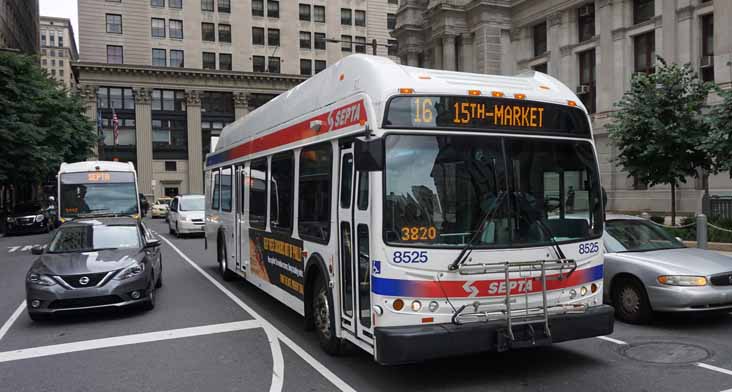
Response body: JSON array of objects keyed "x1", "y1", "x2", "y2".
[
  {"x1": 411, "y1": 300, "x2": 422, "y2": 312},
  {"x1": 428, "y1": 301, "x2": 439, "y2": 312},
  {"x1": 569, "y1": 289, "x2": 577, "y2": 299},
  {"x1": 580, "y1": 286, "x2": 588, "y2": 296}
]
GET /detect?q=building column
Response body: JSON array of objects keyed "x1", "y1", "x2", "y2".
[
  {"x1": 133, "y1": 88, "x2": 154, "y2": 197},
  {"x1": 407, "y1": 52, "x2": 419, "y2": 67},
  {"x1": 186, "y1": 90, "x2": 203, "y2": 194},
  {"x1": 715, "y1": 0, "x2": 732, "y2": 86},
  {"x1": 234, "y1": 92, "x2": 250, "y2": 120},
  {"x1": 596, "y1": 0, "x2": 615, "y2": 113},
  {"x1": 547, "y1": 12, "x2": 563, "y2": 77},
  {"x1": 442, "y1": 35, "x2": 456, "y2": 71},
  {"x1": 79, "y1": 85, "x2": 99, "y2": 158},
  {"x1": 460, "y1": 33, "x2": 474, "y2": 72},
  {"x1": 432, "y1": 39, "x2": 443, "y2": 69}
]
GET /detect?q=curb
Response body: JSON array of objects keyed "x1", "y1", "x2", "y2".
[{"x1": 683, "y1": 241, "x2": 732, "y2": 252}]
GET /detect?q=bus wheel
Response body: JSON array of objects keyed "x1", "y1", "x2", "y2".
[
  {"x1": 313, "y1": 275, "x2": 341, "y2": 355},
  {"x1": 218, "y1": 239, "x2": 236, "y2": 281}
]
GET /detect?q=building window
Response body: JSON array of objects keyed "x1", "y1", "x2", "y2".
[
  {"x1": 267, "y1": 1, "x2": 279, "y2": 18},
  {"x1": 219, "y1": 0, "x2": 230, "y2": 13},
  {"x1": 59, "y1": 59, "x2": 64, "y2": 67},
  {"x1": 633, "y1": 176, "x2": 648, "y2": 190},
  {"x1": 341, "y1": 35, "x2": 352, "y2": 52},
  {"x1": 106, "y1": 14, "x2": 122, "y2": 34},
  {"x1": 169, "y1": 0, "x2": 182, "y2": 9},
  {"x1": 50, "y1": 34, "x2": 55, "y2": 46},
  {"x1": 314, "y1": 6, "x2": 326, "y2": 23},
  {"x1": 299, "y1": 4, "x2": 311, "y2": 21},
  {"x1": 533, "y1": 62, "x2": 548, "y2": 73},
  {"x1": 151, "y1": 0, "x2": 164, "y2": 7},
  {"x1": 98, "y1": 87, "x2": 135, "y2": 110},
  {"x1": 634, "y1": 31, "x2": 655, "y2": 74},
  {"x1": 41, "y1": 31, "x2": 46, "y2": 46},
  {"x1": 252, "y1": 0, "x2": 264, "y2": 16},
  {"x1": 107, "y1": 45, "x2": 123, "y2": 64},
  {"x1": 151, "y1": 18, "x2": 166, "y2": 38},
  {"x1": 169, "y1": 19, "x2": 183, "y2": 39},
  {"x1": 59, "y1": 69, "x2": 64, "y2": 77},
  {"x1": 270, "y1": 152, "x2": 294, "y2": 233},
  {"x1": 202, "y1": 52, "x2": 216, "y2": 69},
  {"x1": 355, "y1": 10, "x2": 366, "y2": 27},
  {"x1": 253, "y1": 55, "x2": 265, "y2": 72},
  {"x1": 58, "y1": 36, "x2": 63, "y2": 47},
  {"x1": 201, "y1": 0, "x2": 213, "y2": 12},
  {"x1": 388, "y1": 40, "x2": 398, "y2": 57},
  {"x1": 170, "y1": 50, "x2": 184, "y2": 67},
  {"x1": 315, "y1": 60, "x2": 326, "y2": 73},
  {"x1": 252, "y1": 27, "x2": 264, "y2": 45},
  {"x1": 633, "y1": 0, "x2": 654, "y2": 25},
  {"x1": 299, "y1": 31, "x2": 311, "y2": 49},
  {"x1": 249, "y1": 158, "x2": 268, "y2": 229},
  {"x1": 152, "y1": 89, "x2": 185, "y2": 111},
  {"x1": 51, "y1": 69, "x2": 56, "y2": 77},
  {"x1": 152, "y1": 48, "x2": 167, "y2": 66},
  {"x1": 152, "y1": 118, "x2": 188, "y2": 160},
  {"x1": 314, "y1": 33, "x2": 326, "y2": 50},
  {"x1": 354, "y1": 36, "x2": 366, "y2": 53},
  {"x1": 341, "y1": 8, "x2": 352, "y2": 25},
  {"x1": 268, "y1": 57, "x2": 280, "y2": 73},
  {"x1": 165, "y1": 161, "x2": 177, "y2": 171},
  {"x1": 700, "y1": 13, "x2": 714, "y2": 82},
  {"x1": 51, "y1": 59, "x2": 55, "y2": 66},
  {"x1": 219, "y1": 24, "x2": 231, "y2": 43},
  {"x1": 533, "y1": 22, "x2": 547, "y2": 56},
  {"x1": 268, "y1": 29, "x2": 280, "y2": 46},
  {"x1": 298, "y1": 142, "x2": 332, "y2": 243},
  {"x1": 578, "y1": 4, "x2": 595, "y2": 42},
  {"x1": 202, "y1": 23, "x2": 216, "y2": 41},
  {"x1": 219, "y1": 53, "x2": 232, "y2": 70},
  {"x1": 578, "y1": 49, "x2": 596, "y2": 114},
  {"x1": 387, "y1": 13, "x2": 396, "y2": 30},
  {"x1": 300, "y1": 59, "x2": 312, "y2": 75}
]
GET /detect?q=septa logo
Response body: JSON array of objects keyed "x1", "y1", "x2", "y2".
[{"x1": 328, "y1": 101, "x2": 364, "y2": 130}]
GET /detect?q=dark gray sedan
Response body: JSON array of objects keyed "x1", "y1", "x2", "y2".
[
  {"x1": 25, "y1": 217, "x2": 162, "y2": 321},
  {"x1": 603, "y1": 215, "x2": 732, "y2": 323}
]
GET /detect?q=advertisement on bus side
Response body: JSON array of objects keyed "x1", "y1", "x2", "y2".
[{"x1": 249, "y1": 229, "x2": 305, "y2": 299}]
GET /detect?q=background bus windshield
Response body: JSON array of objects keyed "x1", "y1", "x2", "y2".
[
  {"x1": 60, "y1": 172, "x2": 138, "y2": 218},
  {"x1": 384, "y1": 135, "x2": 603, "y2": 247}
]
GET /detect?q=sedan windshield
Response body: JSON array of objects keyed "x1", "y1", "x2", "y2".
[
  {"x1": 384, "y1": 135, "x2": 603, "y2": 247},
  {"x1": 180, "y1": 197, "x2": 204, "y2": 211},
  {"x1": 605, "y1": 219, "x2": 685, "y2": 252},
  {"x1": 48, "y1": 224, "x2": 141, "y2": 253}
]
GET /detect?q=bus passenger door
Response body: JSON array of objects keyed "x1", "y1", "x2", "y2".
[
  {"x1": 235, "y1": 164, "x2": 244, "y2": 273},
  {"x1": 338, "y1": 145, "x2": 373, "y2": 347}
]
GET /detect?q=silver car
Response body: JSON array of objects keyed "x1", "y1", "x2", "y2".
[{"x1": 603, "y1": 215, "x2": 732, "y2": 323}]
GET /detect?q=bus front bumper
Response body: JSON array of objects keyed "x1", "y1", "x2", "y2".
[{"x1": 373, "y1": 304, "x2": 614, "y2": 365}]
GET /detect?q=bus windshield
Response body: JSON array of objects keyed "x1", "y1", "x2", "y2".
[
  {"x1": 60, "y1": 172, "x2": 138, "y2": 218},
  {"x1": 384, "y1": 135, "x2": 603, "y2": 247}
]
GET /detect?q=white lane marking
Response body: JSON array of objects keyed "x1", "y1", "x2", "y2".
[
  {"x1": 8, "y1": 246, "x2": 20, "y2": 253},
  {"x1": 0, "y1": 320, "x2": 260, "y2": 364},
  {"x1": 0, "y1": 302, "x2": 26, "y2": 342},
  {"x1": 596, "y1": 336, "x2": 628, "y2": 345},
  {"x1": 719, "y1": 389, "x2": 732, "y2": 392},
  {"x1": 20, "y1": 245, "x2": 33, "y2": 252},
  {"x1": 157, "y1": 234, "x2": 357, "y2": 392},
  {"x1": 697, "y1": 363, "x2": 732, "y2": 377}
]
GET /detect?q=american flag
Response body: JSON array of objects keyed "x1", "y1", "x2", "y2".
[{"x1": 112, "y1": 109, "x2": 120, "y2": 145}]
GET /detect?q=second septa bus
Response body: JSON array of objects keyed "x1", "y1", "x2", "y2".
[{"x1": 204, "y1": 54, "x2": 613, "y2": 365}]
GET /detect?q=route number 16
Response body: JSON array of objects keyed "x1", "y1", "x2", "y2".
[{"x1": 413, "y1": 98, "x2": 434, "y2": 124}]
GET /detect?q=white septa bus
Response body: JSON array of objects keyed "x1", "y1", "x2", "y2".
[
  {"x1": 57, "y1": 161, "x2": 141, "y2": 222},
  {"x1": 204, "y1": 55, "x2": 613, "y2": 365}
]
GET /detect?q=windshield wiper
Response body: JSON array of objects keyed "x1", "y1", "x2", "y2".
[
  {"x1": 448, "y1": 191, "x2": 508, "y2": 271},
  {"x1": 513, "y1": 192, "x2": 567, "y2": 261}
]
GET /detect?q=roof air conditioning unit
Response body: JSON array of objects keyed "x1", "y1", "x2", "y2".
[
  {"x1": 700, "y1": 55, "x2": 713, "y2": 67},
  {"x1": 576, "y1": 84, "x2": 591, "y2": 95}
]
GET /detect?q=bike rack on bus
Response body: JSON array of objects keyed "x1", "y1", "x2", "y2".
[{"x1": 451, "y1": 259, "x2": 587, "y2": 348}]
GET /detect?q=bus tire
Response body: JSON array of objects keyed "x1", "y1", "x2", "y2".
[
  {"x1": 312, "y1": 275, "x2": 342, "y2": 355},
  {"x1": 612, "y1": 276, "x2": 652, "y2": 324},
  {"x1": 218, "y1": 237, "x2": 236, "y2": 281}
]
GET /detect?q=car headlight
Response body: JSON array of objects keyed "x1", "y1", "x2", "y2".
[
  {"x1": 6, "y1": 217, "x2": 14, "y2": 223},
  {"x1": 180, "y1": 215, "x2": 189, "y2": 221},
  {"x1": 27, "y1": 273, "x2": 56, "y2": 286},
  {"x1": 35, "y1": 215, "x2": 44, "y2": 223},
  {"x1": 114, "y1": 262, "x2": 145, "y2": 280},
  {"x1": 657, "y1": 275, "x2": 708, "y2": 286}
]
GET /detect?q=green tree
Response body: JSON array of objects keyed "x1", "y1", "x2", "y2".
[
  {"x1": 0, "y1": 52, "x2": 95, "y2": 198},
  {"x1": 608, "y1": 58, "x2": 710, "y2": 225},
  {"x1": 702, "y1": 86, "x2": 732, "y2": 176}
]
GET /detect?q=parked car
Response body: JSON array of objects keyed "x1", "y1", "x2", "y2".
[
  {"x1": 25, "y1": 217, "x2": 162, "y2": 321},
  {"x1": 603, "y1": 215, "x2": 732, "y2": 324},
  {"x1": 151, "y1": 197, "x2": 173, "y2": 219},
  {"x1": 167, "y1": 194, "x2": 205, "y2": 237},
  {"x1": 5, "y1": 201, "x2": 57, "y2": 235}
]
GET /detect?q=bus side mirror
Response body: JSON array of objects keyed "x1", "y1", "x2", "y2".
[{"x1": 354, "y1": 137, "x2": 384, "y2": 172}]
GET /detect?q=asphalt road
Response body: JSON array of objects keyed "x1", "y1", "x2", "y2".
[{"x1": 0, "y1": 218, "x2": 731, "y2": 392}]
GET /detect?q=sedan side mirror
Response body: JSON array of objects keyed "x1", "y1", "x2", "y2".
[
  {"x1": 145, "y1": 238, "x2": 161, "y2": 248},
  {"x1": 31, "y1": 245, "x2": 44, "y2": 255}
]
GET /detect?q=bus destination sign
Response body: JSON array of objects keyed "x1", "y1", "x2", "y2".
[
  {"x1": 87, "y1": 172, "x2": 112, "y2": 182},
  {"x1": 384, "y1": 95, "x2": 590, "y2": 138}
]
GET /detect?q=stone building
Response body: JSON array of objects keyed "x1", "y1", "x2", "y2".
[
  {"x1": 0, "y1": 0, "x2": 39, "y2": 54},
  {"x1": 40, "y1": 17, "x2": 79, "y2": 90},
  {"x1": 75, "y1": 0, "x2": 401, "y2": 200},
  {"x1": 393, "y1": 0, "x2": 732, "y2": 214}
]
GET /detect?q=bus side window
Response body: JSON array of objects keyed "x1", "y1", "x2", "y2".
[
  {"x1": 357, "y1": 172, "x2": 368, "y2": 210},
  {"x1": 221, "y1": 167, "x2": 232, "y2": 212},
  {"x1": 212, "y1": 169, "x2": 221, "y2": 210},
  {"x1": 298, "y1": 142, "x2": 333, "y2": 243},
  {"x1": 271, "y1": 151, "x2": 294, "y2": 234},
  {"x1": 250, "y1": 158, "x2": 268, "y2": 229}
]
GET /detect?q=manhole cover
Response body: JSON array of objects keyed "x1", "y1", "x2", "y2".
[{"x1": 623, "y1": 342, "x2": 709, "y2": 364}]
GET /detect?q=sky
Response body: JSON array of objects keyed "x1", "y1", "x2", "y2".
[{"x1": 39, "y1": 0, "x2": 79, "y2": 47}]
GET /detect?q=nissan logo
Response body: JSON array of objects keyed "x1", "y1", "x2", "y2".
[{"x1": 79, "y1": 276, "x2": 90, "y2": 285}]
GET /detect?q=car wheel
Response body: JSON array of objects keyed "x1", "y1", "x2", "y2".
[
  {"x1": 142, "y1": 288, "x2": 156, "y2": 311},
  {"x1": 312, "y1": 275, "x2": 342, "y2": 355},
  {"x1": 168, "y1": 221, "x2": 174, "y2": 235},
  {"x1": 219, "y1": 240, "x2": 236, "y2": 281},
  {"x1": 175, "y1": 223, "x2": 181, "y2": 238},
  {"x1": 613, "y1": 277, "x2": 652, "y2": 324},
  {"x1": 155, "y1": 259, "x2": 163, "y2": 288}
]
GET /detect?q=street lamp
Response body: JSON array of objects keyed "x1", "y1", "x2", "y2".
[{"x1": 326, "y1": 38, "x2": 392, "y2": 56}]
